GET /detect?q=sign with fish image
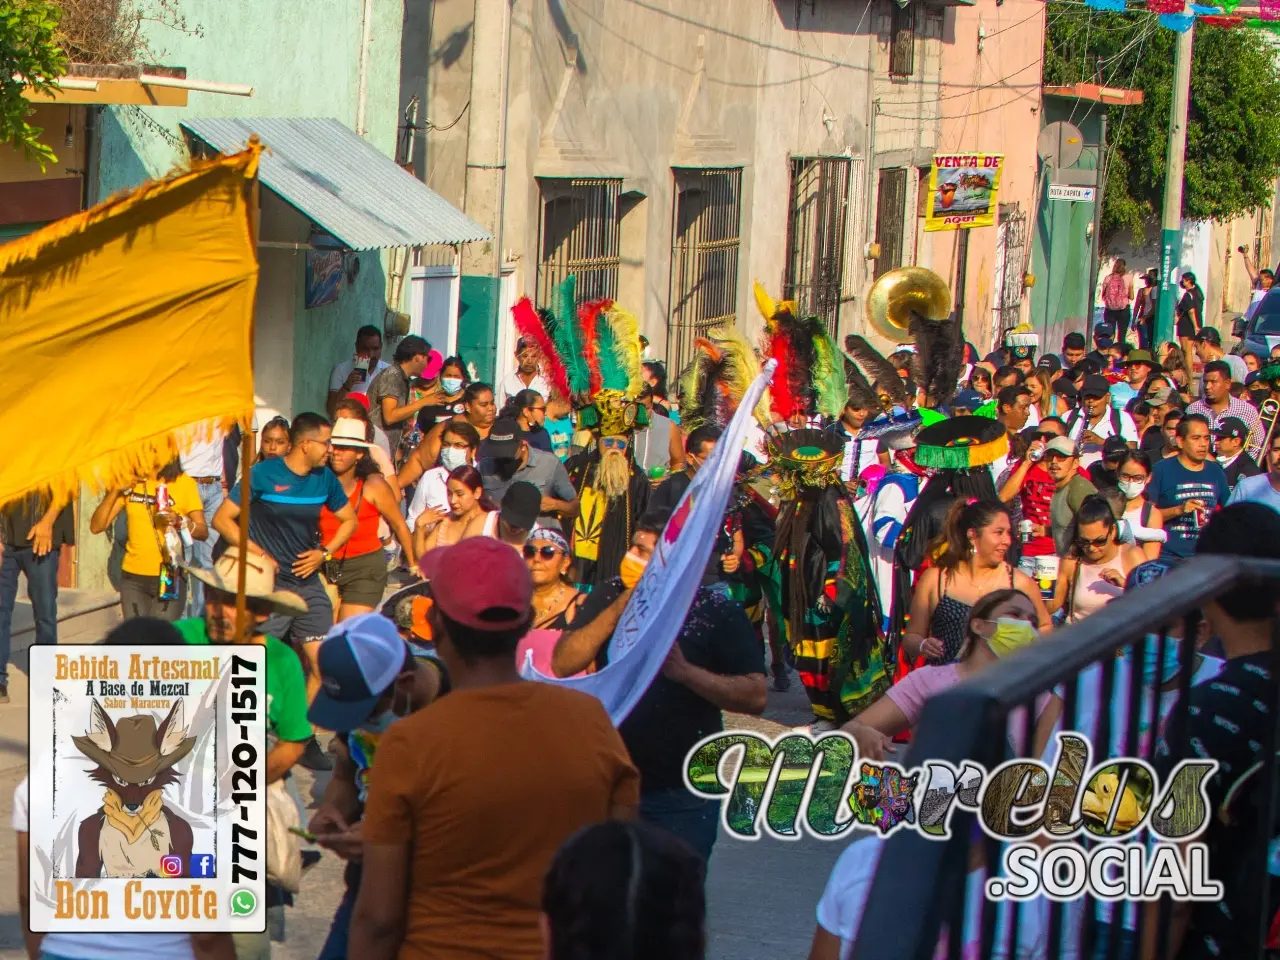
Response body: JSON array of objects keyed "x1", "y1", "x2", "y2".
[
  {"x1": 685, "y1": 730, "x2": 1222, "y2": 903},
  {"x1": 27, "y1": 646, "x2": 268, "y2": 933},
  {"x1": 925, "y1": 153, "x2": 1004, "y2": 232}
]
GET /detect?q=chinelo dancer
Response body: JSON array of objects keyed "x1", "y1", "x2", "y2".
[
  {"x1": 753, "y1": 283, "x2": 887, "y2": 731},
  {"x1": 511, "y1": 277, "x2": 651, "y2": 589}
]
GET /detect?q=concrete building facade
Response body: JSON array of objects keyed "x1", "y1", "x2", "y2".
[{"x1": 416, "y1": 0, "x2": 962, "y2": 381}]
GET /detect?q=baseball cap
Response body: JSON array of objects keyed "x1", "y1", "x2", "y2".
[
  {"x1": 1051, "y1": 378, "x2": 1078, "y2": 403},
  {"x1": 1145, "y1": 382, "x2": 1175, "y2": 405},
  {"x1": 499, "y1": 480, "x2": 541, "y2": 532},
  {"x1": 1081, "y1": 375, "x2": 1112, "y2": 398},
  {"x1": 1102, "y1": 436, "x2": 1130, "y2": 461},
  {"x1": 308, "y1": 613, "x2": 410, "y2": 732},
  {"x1": 1044, "y1": 436, "x2": 1079, "y2": 458},
  {"x1": 480, "y1": 417, "x2": 526, "y2": 460},
  {"x1": 1213, "y1": 416, "x2": 1248, "y2": 440},
  {"x1": 1037, "y1": 355, "x2": 1062, "y2": 373},
  {"x1": 418, "y1": 537, "x2": 533, "y2": 631},
  {"x1": 1194, "y1": 327, "x2": 1222, "y2": 345},
  {"x1": 950, "y1": 388, "x2": 984, "y2": 413}
]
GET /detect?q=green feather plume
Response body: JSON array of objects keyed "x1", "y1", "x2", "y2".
[
  {"x1": 551, "y1": 276, "x2": 591, "y2": 395},
  {"x1": 604, "y1": 304, "x2": 644, "y2": 397},
  {"x1": 812, "y1": 332, "x2": 847, "y2": 419}
]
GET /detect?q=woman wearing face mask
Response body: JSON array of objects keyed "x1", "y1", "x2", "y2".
[
  {"x1": 415, "y1": 465, "x2": 496, "y2": 555},
  {"x1": 905, "y1": 501, "x2": 1052, "y2": 666},
  {"x1": 500, "y1": 388, "x2": 553, "y2": 453},
  {"x1": 403, "y1": 420, "x2": 480, "y2": 533},
  {"x1": 1048, "y1": 495, "x2": 1147, "y2": 624},
  {"x1": 411, "y1": 356, "x2": 469, "y2": 438},
  {"x1": 1115, "y1": 450, "x2": 1164, "y2": 560},
  {"x1": 842, "y1": 588, "x2": 1046, "y2": 761}
]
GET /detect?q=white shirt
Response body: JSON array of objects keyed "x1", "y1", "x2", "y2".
[
  {"x1": 407, "y1": 465, "x2": 451, "y2": 529},
  {"x1": 179, "y1": 434, "x2": 225, "y2": 480},
  {"x1": 13, "y1": 775, "x2": 196, "y2": 960},
  {"x1": 499, "y1": 370, "x2": 552, "y2": 406},
  {"x1": 841, "y1": 435, "x2": 881, "y2": 483},
  {"x1": 1068, "y1": 406, "x2": 1138, "y2": 468},
  {"x1": 330, "y1": 358, "x2": 392, "y2": 396}
]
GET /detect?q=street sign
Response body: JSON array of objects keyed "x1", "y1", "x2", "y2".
[{"x1": 1048, "y1": 184, "x2": 1095, "y2": 202}]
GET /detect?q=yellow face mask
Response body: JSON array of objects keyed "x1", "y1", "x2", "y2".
[
  {"x1": 619, "y1": 550, "x2": 648, "y2": 589},
  {"x1": 985, "y1": 618, "x2": 1039, "y2": 657}
]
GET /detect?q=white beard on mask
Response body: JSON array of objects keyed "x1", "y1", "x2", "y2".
[{"x1": 595, "y1": 448, "x2": 632, "y2": 501}]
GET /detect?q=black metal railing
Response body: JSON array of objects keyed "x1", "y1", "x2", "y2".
[{"x1": 851, "y1": 555, "x2": 1280, "y2": 960}]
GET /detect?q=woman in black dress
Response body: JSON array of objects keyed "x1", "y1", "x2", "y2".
[{"x1": 1175, "y1": 272, "x2": 1204, "y2": 387}]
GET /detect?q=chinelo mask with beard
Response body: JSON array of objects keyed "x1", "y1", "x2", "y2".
[{"x1": 596, "y1": 447, "x2": 632, "y2": 500}]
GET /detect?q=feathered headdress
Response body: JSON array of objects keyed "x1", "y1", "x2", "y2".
[
  {"x1": 511, "y1": 297, "x2": 570, "y2": 400},
  {"x1": 910, "y1": 314, "x2": 964, "y2": 409},
  {"x1": 844, "y1": 335, "x2": 909, "y2": 410},
  {"x1": 755, "y1": 281, "x2": 845, "y2": 422},
  {"x1": 678, "y1": 326, "x2": 770, "y2": 433}
]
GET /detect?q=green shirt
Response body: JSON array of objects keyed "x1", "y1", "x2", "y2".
[{"x1": 174, "y1": 617, "x2": 312, "y2": 743}]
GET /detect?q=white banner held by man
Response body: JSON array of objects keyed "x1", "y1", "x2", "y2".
[{"x1": 521, "y1": 360, "x2": 777, "y2": 724}]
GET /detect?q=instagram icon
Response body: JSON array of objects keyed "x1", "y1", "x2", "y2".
[{"x1": 159, "y1": 855, "x2": 183, "y2": 877}]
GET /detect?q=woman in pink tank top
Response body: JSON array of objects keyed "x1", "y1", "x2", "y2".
[{"x1": 1049, "y1": 494, "x2": 1147, "y2": 624}]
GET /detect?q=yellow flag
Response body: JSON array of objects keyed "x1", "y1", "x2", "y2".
[{"x1": 0, "y1": 145, "x2": 261, "y2": 509}]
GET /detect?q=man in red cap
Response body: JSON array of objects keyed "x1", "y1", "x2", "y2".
[{"x1": 350, "y1": 537, "x2": 638, "y2": 960}]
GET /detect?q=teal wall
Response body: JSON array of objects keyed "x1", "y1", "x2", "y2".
[
  {"x1": 78, "y1": 0, "x2": 405, "y2": 593},
  {"x1": 93, "y1": 0, "x2": 406, "y2": 416},
  {"x1": 1028, "y1": 103, "x2": 1104, "y2": 351},
  {"x1": 458, "y1": 275, "x2": 501, "y2": 386}
]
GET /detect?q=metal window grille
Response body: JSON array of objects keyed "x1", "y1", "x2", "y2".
[
  {"x1": 667, "y1": 168, "x2": 744, "y2": 378},
  {"x1": 889, "y1": 5, "x2": 916, "y2": 78},
  {"x1": 873, "y1": 167, "x2": 908, "y2": 279},
  {"x1": 994, "y1": 206, "x2": 1029, "y2": 334},
  {"x1": 536, "y1": 178, "x2": 622, "y2": 308},
  {"x1": 784, "y1": 157, "x2": 852, "y2": 338}
]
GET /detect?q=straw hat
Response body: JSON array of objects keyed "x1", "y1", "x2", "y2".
[
  {"x1": 331, "y1": 418, "x2": 371, "y2": 449},
  {"x1": 187, "y1": 548, "x2": 307, "y2": 615}
]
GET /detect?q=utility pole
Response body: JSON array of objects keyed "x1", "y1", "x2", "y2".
[{"x1": 1156, "y1": 15, "x2": 1195, "y2": 346}]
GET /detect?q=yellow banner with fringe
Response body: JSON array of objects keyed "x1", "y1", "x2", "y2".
[{"x1": 0, "y1": 145, "x2": 261, "y2": 510}]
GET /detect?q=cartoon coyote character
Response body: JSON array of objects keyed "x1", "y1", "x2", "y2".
[{"x1": 73, "y1": 698, "x2": 196, "y2": 878}]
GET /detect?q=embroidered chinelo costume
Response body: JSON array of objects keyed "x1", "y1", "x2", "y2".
[
  {"x1": 513, "y1": 277, "x2": 650, "y2": 588},
  {"x1": 754, "y1": 284, "x2": 888, "y2": 724}
]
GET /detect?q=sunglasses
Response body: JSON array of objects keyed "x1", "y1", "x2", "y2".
[
  {"x1": 523, "y1": 544, "x2": 562, "y2": 560},
  {"x1": 1076, "y1": 534, "x2": 1111, "y2": 548},
  {"x1": 601, "y1": 437, "x2": 629, "y2": 451}
]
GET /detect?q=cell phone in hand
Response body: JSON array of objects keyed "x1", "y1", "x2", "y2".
[{"x1": 288, "y1": 825, "x2": 317, "y2": 843}]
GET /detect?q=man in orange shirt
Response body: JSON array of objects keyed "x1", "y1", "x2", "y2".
[{"x1": 350, "y1": 537, "x2": 639, "y2": 960}]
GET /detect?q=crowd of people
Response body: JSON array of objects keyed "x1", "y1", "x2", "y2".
[{"x1": 5, "y1": 268, "x2": 1280, "y2": 959}]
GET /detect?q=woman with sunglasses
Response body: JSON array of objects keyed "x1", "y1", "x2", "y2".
[
  {"x1": 513, "y1": 527, "x2": 591, "y2": 677},
  {"x1": 415, "y1": 464, "x2": 496, "y2": 555},
  {"x1": 1048, "y1": 495, "x2": 1147, "y2": 624},
  {"x1": 967, "y1": 366, "x2": 993, "y2": 400}
]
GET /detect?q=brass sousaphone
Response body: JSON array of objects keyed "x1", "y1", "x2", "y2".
[{"x1": 865, "y1": 266, "x2": 953, "y2": 343}]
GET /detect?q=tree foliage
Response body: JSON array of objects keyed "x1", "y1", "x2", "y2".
[
  {"x1": 1045, "y1": 11, "x2": 1280, "y2": 245},
  {"x1": 0, "y1": 0, "x2": 67, "y2": 167}
]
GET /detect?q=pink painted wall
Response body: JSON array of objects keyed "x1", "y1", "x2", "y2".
[{"x1": 932, "y1": 0, "x2": 1046, "y2": 352}]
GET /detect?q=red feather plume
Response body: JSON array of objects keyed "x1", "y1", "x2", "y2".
[
  {"x1": 768, "y1": 329, "x2": 801, "y2": 421},
  {"x1": 578, "y1": 298, "x2": 611, "y2": 396},
  {"x1": 512, "y1": 297, "x2": 569, "y2": 399}
]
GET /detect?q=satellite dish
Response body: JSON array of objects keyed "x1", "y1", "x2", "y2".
[{"x1": 1037, "y1": 121, "x2": 1085, "y2": 169}]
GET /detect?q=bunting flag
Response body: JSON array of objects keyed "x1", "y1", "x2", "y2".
[
  {"x1": 521, "y1": 360, "x2": 778, "y2": 725},
  {"x1": 1201, "y1": 13, "x2": 1244, "y2": 23},
  {"x1": 1262, "y1": 0, "x2": 1280, "y2": 16},
  {"x1": 1159, "y1": 12, "x2": 1197, "y2": 28},
  {"x1": 0, "y1": 145, "x2": 261, "y2": 509},
  {"x1": 1146, "y1": 0, "x2": 1186, "y2": 12},
  {"x1": 1086, "y1": 0, "x2": 1128, "y2": 11}
]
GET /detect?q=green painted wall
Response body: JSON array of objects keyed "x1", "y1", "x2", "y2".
[
  {"x1": 1028, "y1": 104, "x2": 1103, "y2": 351},
  {"x1": 80, "y1": 0, "x2": 405, "y2": 592},
  {"x1": 458, "y1": 275, "x2": 501, "y2": 385}
]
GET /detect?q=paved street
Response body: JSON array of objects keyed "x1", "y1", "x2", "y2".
[{"x1": 0, "y1": 609, "x2": 846, "y2": 960}]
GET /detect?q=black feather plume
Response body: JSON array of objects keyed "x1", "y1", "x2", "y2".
[
  {"x1": 844, "y1": 356, "x2": 880, "y2": 411},
  {"x1": 844, "y1": 335, "x2": 908, "y2": 408},
  {"x1": 909, "y1": 314, "x2": 964, "y2": 408}
]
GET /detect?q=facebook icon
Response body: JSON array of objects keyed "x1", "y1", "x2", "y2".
[{"x1": 189, "y1": 854, "x2": 215, "y2": 878}]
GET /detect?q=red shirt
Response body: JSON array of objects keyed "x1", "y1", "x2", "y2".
[{"x1": 1018, "y1": 462, "x2": 1057, "y2": 557}]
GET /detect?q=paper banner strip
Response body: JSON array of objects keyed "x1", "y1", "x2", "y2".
[
  {"x1": 1146, "y1": 0, "x2": 1186, "y2": 12},
  {"x1": 1262, "y1": 0, "x2": 1280, "y2": 17},
  {"x1": 1200, "y1": 13, "x2": 1243, "y2": 24},
  {"x1": 1087, "y1": 0, "x2": 1129, "y2": 11},
  {"x1": 1159, "y1": 11, "x2": 1196, "y2": 27}
]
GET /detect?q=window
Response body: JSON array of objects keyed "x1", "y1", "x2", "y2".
[
  {"x1": 536, "y1": 178, "x2": 622, "y2": 308},
  {"x1": 889, "y1": 5, "x2": 916, "y2": 79},
  {"x1": 784, "y1": 157, "x2": 852, "y2": 337},
  {"x1": 873, "y1": 167, "x2": 909, "y2": 279},
  {"x1": 667, "y1": 168, "x2": 744, "y2": 377}
]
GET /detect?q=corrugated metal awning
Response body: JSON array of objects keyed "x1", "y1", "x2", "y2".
[{"x1": 180, "y1": 117, "x2": 491, "y2": 250}]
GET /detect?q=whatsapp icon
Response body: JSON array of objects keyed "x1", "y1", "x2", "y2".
[{"x1": 229, "y1": 888, "x2": 258, "y2": 917}]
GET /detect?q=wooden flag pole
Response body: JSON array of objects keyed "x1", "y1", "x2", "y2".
[{"x1": 236, "y1": 136, "x2": 262, "y2": 643}]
